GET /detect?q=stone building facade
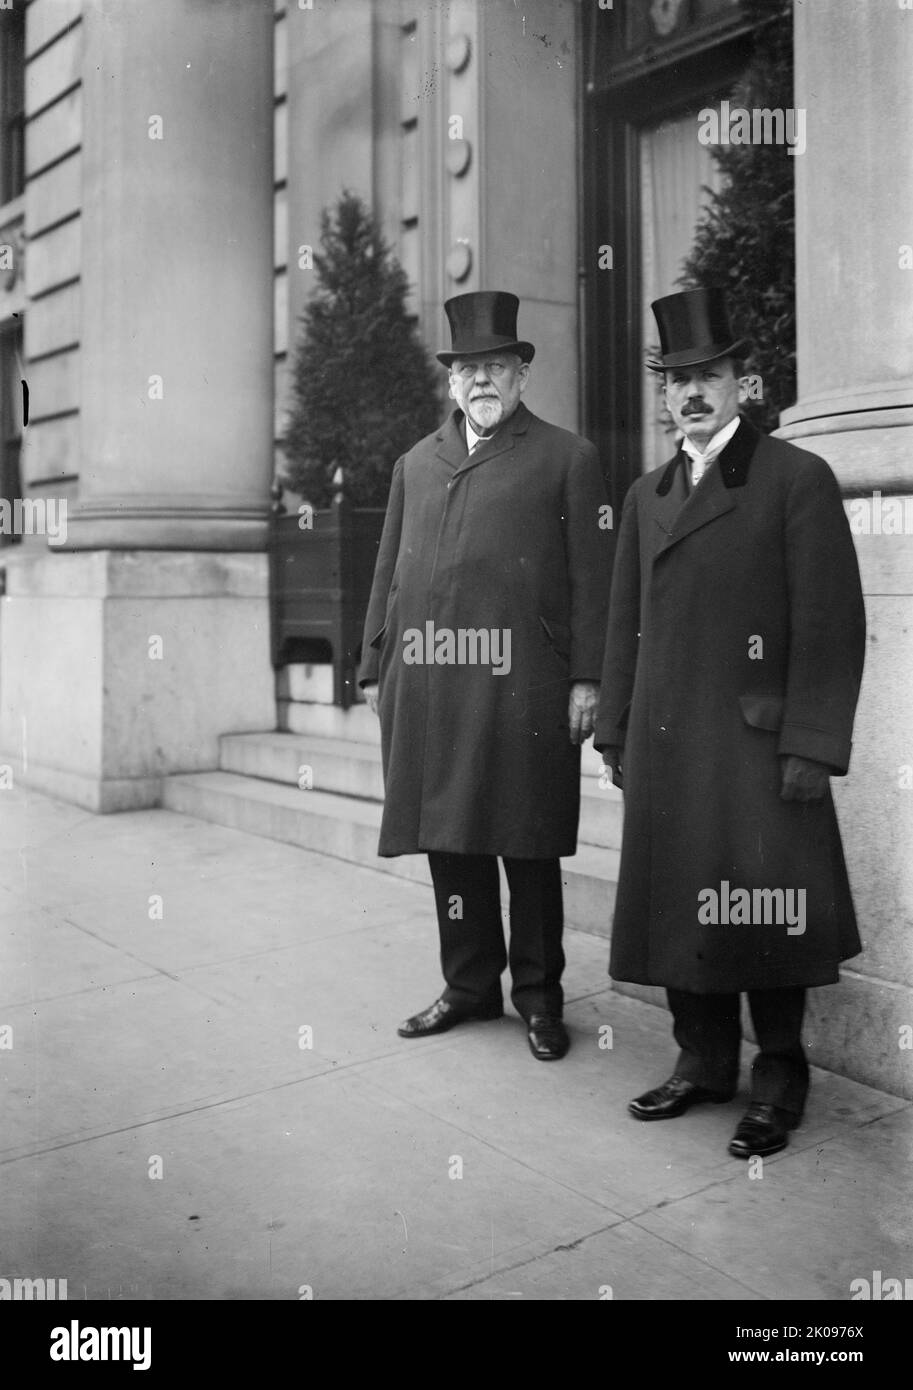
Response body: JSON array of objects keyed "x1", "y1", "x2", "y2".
[{"x1": 0, "y1": 0, "x2": 910, "y2": 1098}]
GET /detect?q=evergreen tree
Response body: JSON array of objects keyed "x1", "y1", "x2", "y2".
[
  {"x1": 281, "y1": 191, "x2": 442, "y2": 507},
  {"x1": 679, "y1": 0, "x2": 795, "y2": 432}
]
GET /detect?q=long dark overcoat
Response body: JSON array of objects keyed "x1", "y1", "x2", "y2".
[
  {"x1": 593, "y1": 416, "x2": 866, "y2": 993},
  {"x1": 359, "y1": 402, "x2": 613, "y2": 858}
]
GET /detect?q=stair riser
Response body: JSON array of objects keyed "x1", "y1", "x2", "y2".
[
  {"x1": 578, "y1": 797, "x2": 623, "y2": 851},
  {"x1": 279, "y1": 700, "x2": 380, "y2": 744},
  {"x1": 220, "y1": 739, "x2": 622, "y2": 848},
  {"x1": 276, "y1": 700, "x2": 615, "y2": 783},
  {"x1": 221, "y1": 741, "x2": 385, "y2": 802},
  {"x1": 162, "y1": 776, "x2": 615, "y2": 935}
]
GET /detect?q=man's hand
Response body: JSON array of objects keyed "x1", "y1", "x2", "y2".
[
  {"x1": 601, "y1": 748, "x2": 623, "y2": 791},
  {"x1": 568, "y1": 681, "x2": 599, "y2": 745},
  {"x1": 363, "y1": 682, "x2": 380, "y2": 716},
  {"x1": 780, "y1": 754, "x2": 830, "y2": 802}
]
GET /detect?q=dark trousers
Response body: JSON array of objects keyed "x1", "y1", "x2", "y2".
[
  {"x1": 667, "y1": 987, "x2": 809, "y2": 1120},
  {"x1": 427, "y1": 852, "x2": 565, "y2": 1020}
]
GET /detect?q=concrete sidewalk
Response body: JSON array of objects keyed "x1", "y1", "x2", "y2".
[{"x1": 1, "y1": 784, "x2": 910, "y2": 1301}]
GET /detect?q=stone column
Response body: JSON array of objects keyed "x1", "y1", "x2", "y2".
[
  {"x1": 68, "y1": 0, "x2": 274, "y2": 551},
  {"x1": 0, "y1": 0, "x2": 276, "y2": 810},
  {"x1": 780, "y1": 0, "x2": 913, "y2": 487},
  {"x1": 778, "y1": 0, "x2": 913, "y2": 1098}
]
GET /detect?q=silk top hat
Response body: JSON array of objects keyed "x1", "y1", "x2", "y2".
[
  {"x1": 437, "y1": 291, "x2": 535, "y2": 366},
  {"x1": 649, "y1": 286, "x2": 749, "y2": 371}
]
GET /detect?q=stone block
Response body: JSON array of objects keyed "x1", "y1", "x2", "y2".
[{"x1": 0, "y1": 551, "x2": 275, "y2": 811}]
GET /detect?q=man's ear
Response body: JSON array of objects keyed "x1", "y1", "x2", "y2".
[
  {"x1": 518, "y1": 362, "x2": 531, "y2": 395},
  {"x1": 447, "y1": 374, "x2": 459, "y2": 402},
  {"x1": 737, "y1": 374, "x2": 752, "y2": 405}
]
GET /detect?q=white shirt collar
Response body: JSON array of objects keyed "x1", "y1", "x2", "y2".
[
  {"x1": 464, "y1": 415, "x2": 483, "y2": 453},
  {"x1": 463, "y1": 410, "x2": 512, "y2": 453},
  {"x1": 680, "y1": 414, "x2": 741, "y2": 464}
]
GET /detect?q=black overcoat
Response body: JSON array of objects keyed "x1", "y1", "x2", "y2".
[
  {"x1": 359, "y1": 403, "x2": 613, "y2": 858},
  {"x1": 593, "y1": 417, "x2": 866, "y2": 992}
]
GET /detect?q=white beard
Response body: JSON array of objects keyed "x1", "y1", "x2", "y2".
[{"x1": 468, "y1": 397, "x2": 503, "y2": 432}]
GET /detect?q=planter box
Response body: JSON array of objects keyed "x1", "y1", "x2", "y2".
[{"x1": 269, "y1": 497, "x2": 384, "y2": 708}]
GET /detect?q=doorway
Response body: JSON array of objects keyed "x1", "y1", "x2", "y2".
[{"x1": 581, "y1": 1, "x2": 759, "y2": 512}]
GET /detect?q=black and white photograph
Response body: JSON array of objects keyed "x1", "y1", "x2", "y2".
[{"x1": 0, "y1": 0, "x2": 910, "y2": 1339}]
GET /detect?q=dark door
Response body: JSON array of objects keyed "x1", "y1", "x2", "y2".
[{"x1": 580, "y1": 0, "x2": 760, "y2": 516}]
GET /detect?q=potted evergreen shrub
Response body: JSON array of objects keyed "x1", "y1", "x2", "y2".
[{"x1": 273, "y1": 191, "x2": 441, "y2": 706}]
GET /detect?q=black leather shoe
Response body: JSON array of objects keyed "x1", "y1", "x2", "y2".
[
  {"x1": 628, "y1": 1074, "x2": 734, "y2": 1121},
  {"x1": 527, "y1": 1015, "x2": 570, "y2": 1061},
  {"x1": 397, "y1": 996, "x2": 503, "y2": 1038},
  {"x1": 728, "y1": 1103, "x2": 796, "y2": 1158}
]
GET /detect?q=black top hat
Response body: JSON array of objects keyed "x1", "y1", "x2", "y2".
[
  {"x1": 649, "y1": 286, "x2": 749, "y2": 371},
  {"x1": 437, "y1": 291, "x2": 535, "y2": 366}
]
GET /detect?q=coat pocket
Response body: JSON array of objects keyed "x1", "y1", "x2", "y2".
[
  {"x1": 369, "y1": 583, "x2": 399, "y2": 651},
  {"x1": 539, "y1": 615, "x2": 571, "y2": 663},
  {"x1": 739, "y1": 693, "x2": 785, "y2": 732}
]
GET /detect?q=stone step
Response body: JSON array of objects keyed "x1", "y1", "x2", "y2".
[
  {"x1": 161, "y1": 769, "x2": 618, "y2": 934},
  {"x1": 278, "y1": 697, "x2": 618, "y2": 782},
  {"x1": 220, "y1": 730, "x2": 623, "y2": 849},
  {"x1": 221, "y1": 730, "x2": 384, "y2": 802},
  {"x1": 580, "y1": 777, "x2": 624, "y2": 850}
]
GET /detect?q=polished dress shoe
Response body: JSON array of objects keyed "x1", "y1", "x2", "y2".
[
  {"x1": 527, "y1": 1015, "x2": 570, "y2": 1061},
  {"x1": 397, "y1": 996, "x2": 503, "y2": 1038},
  {"x1": 628, "y1": 1074, "x2": 733, "y2": 1121},
  {"x1": 728, "y1": 1103, "x2": 796, "y2": 1158}
]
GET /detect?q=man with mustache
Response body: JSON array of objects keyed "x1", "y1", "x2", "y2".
[
  {"x1": 594, "y1": 287, "x2": 866, "y2": 1157},
  {"x1": 360, "y1": 291, "x2": 612, "y2": 1060}
]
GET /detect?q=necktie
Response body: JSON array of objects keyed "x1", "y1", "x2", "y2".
[{"x1": 689, "y1": 447, "x2": 721, "y2": 488}]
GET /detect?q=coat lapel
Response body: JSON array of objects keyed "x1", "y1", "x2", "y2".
[
  {"x1": 653, "y1": 416, "x2": 758, "y2": 560},
  {"x1": 717, "y1": 414, "x2": 758, "y2": 489},
  {"x1": 434, "y1": 411, "x2": 471, "y2": 472},
  {"x1": 650, "y1": 451, "x2": 689, "y2": 555}
]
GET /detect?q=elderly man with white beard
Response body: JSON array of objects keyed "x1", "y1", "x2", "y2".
[{"x1": 359, "y1": 291, "x2": 613, "y2": 1061}]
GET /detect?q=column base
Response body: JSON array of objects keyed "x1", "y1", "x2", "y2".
[
  {"x1": 611, "y1": 973, "x2": 913, "y2": 1101},
  {"x1": 774, "y1": 402, "x2": 913, "y2": 1101},
  {"x1": 58, "y1": 498, "x2": 270, "y2": 552},
  {"x1": 0, "y1": 549, "x2": 276, "y2": 812},
  {"x1": 0, "y1": 754, "x2": 163, "y2": 814},
  {"x1": 777, "y1": 396, "x2": 913, "y2": 492}
]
